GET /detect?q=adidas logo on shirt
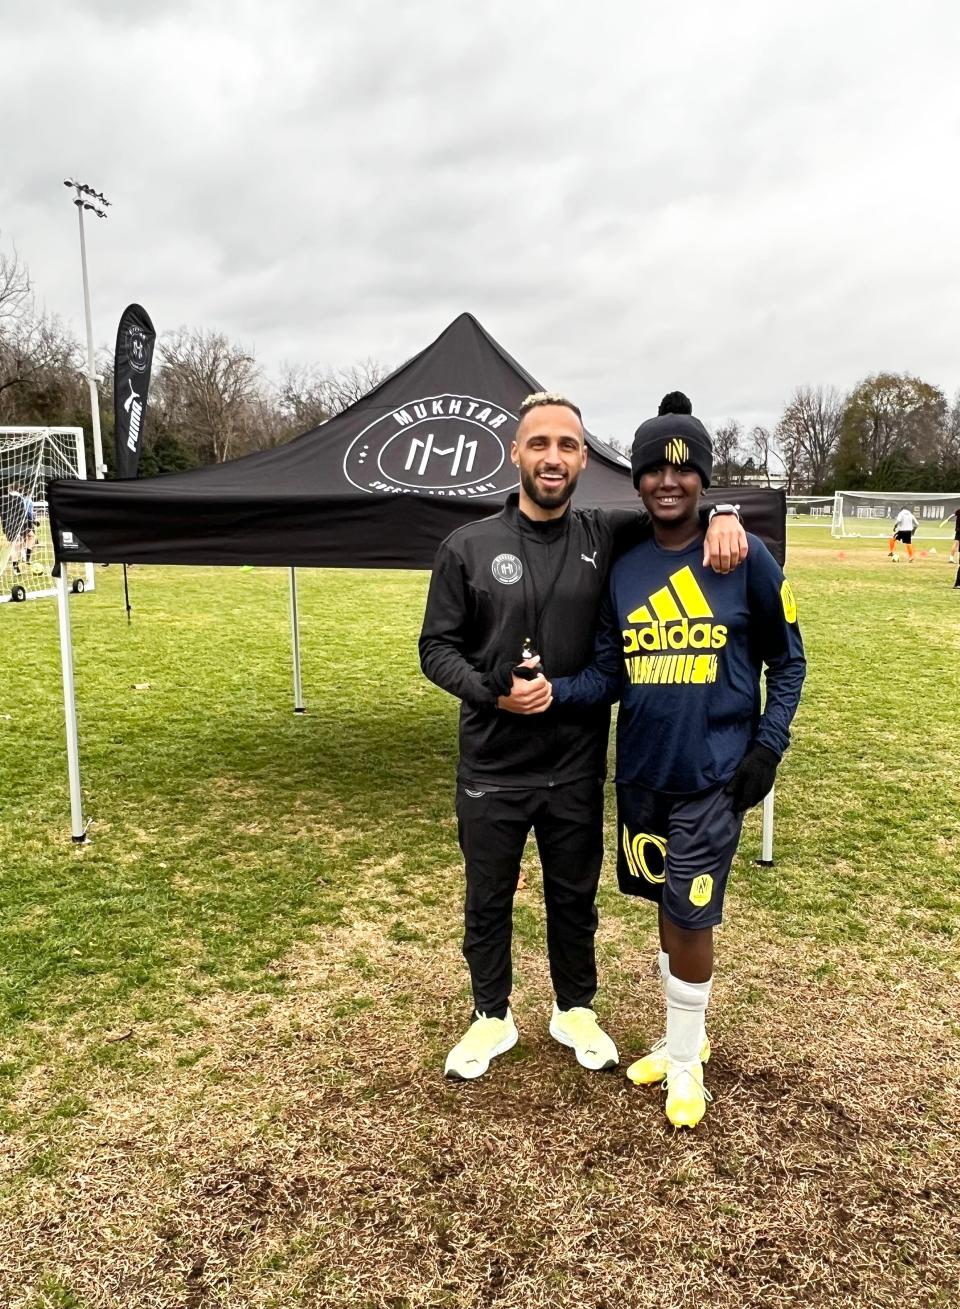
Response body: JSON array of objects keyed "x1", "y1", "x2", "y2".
[{"x1": 622, "y1": 566, "x2": 727, "y2": 685}]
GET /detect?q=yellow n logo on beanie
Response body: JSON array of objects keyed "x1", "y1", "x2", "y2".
[{"x1": 664, "y1": 438, "x2": 689, "y2": 465}]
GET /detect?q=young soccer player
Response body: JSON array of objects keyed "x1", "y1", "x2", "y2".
[
  {"x1": 889, "y1": 507, "x2": 918, "y2": 561},
  {"x1": 547, "y1": 397, "x2": 806, "y2": 1127}
]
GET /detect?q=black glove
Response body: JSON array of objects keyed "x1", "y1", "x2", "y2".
[
  {"x1": 724, "y1": 744, "x2": 780, "y2": 812},
  {"x1": 485, "y1": 658, "x2": 544, "y2": 700},
  {"x1": 485, "y1": 659, "x2": 520, "y2": 699}
]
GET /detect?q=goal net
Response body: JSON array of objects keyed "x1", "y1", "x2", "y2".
[
  {"x1": 831, "y1": 490, "x2": 960, "y2": 540},
  {"x1": 0, "y1": 428, "x2": 95, "y2": 604},
  {"x1": 786, "y1": 495, "x2": 835, "y2": 525}
]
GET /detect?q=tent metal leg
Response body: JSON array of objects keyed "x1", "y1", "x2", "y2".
[
  {"x1": 289, "y1": 567, "x2": 305, "y2": 714},
  {"x1": 56, "y1": 569, "x2": 87, "y2": 842},
  {"x1": 757, "y1": 786, "x2": 775, "y2": 866}
]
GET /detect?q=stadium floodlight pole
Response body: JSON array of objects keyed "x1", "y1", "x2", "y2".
[{"x1": 63, "y1": 178, "x2": 110, "y2": 479}]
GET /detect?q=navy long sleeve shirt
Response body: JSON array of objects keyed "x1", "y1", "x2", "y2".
[{"x1": 551, "y1": 532, "x2": 806, "y2": 795}]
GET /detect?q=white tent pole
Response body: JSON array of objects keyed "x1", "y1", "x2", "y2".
[
  {"x1": 758, "y1": 786, "x2": 775, "y2": 866},
  {"x1": 56, "y1": 570, "x2": 87, "y2": 842},
  {"x1": 289, "y1": 567, "x2": 305, "y2": 714}
]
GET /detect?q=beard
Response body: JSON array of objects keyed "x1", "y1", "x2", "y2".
[{"x1": 519, "y1": 464, "x2": 580, "y2": 511}]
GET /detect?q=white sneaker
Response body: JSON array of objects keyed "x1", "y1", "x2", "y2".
[
  {"x1": 444, "y1": 1010, "x2": 518, "y2": 1080},
  {"x1": 549, "y1": 1003, "x2": 618, "y2": 1070}
]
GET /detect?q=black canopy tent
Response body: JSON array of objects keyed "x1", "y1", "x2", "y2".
[
  {"x1": 48, "y1": 313, "x2": 786, "y2": 569},
  {"x1": 46, "y1": 312, "x2": 786, "y2": 847}
]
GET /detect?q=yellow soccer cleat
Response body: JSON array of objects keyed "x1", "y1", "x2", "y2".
[
  {"x1": 626, "y1": 1035, "x2": 711, "y2": 1086},
  {"x1": 664, "y1": 1058, "x2": 712, "y2": 1128},
  {"x1": 444, "y1": 1010, "x2": 518, "y2": 1081}
]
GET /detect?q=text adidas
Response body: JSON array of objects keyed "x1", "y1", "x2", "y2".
[{"x1": 622, "y1": 619, "x2": 728, "y2": 654}]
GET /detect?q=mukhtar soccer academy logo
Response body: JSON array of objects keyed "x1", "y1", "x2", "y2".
[
  {"x1": 622, "y1": 565, "x2": 727, "y2": 685},
  {"x1": 343, "y1": 394, "x2": 520, "y2": 498}
]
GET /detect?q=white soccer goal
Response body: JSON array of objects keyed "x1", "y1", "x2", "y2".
[
  {"x1": 786, "y1": 494, "x2": 836, "y2": 525},
  {"x1": 0, "y1": 428, "x2": 94, "y2": 604},
  {"x1": 831, "y1": 490, "x2": 960, "y2": 540}
]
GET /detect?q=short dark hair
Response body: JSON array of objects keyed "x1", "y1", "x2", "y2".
[
  {"x1": 516, "y1": 392, "x2": 584, "y2": 445},
  {"x1": 518, "y1": 391, "x2": 583, "y2": 425}
]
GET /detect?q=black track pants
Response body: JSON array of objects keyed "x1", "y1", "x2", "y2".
[{"x1": 455, "y1": 778, "x2": 604, "y2": 1019}]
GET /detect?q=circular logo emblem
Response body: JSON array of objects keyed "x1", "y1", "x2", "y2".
[
  {"x1": 126, "y1": 327, "x2": 150, "y2": 375},
  {"x1": 491, "y1": 553, "x2": 523, "y2": 585},
  {"x1": 343, "y1": 395, "x2": 520, "y2": 498},
  {"x1": 689, "y1": 873, "x2": 714, "y2": 907}
]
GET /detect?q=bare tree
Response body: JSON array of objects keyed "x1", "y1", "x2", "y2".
[
  {"x1": 320, "y1": 359, "x2": 390, "y2": 416},
  {"x1": 0, "y1": 235, "x2": 85, "y2": 423},
  {"x1": 276, "y1": 357, "x2": 391, "y2": 439},
  {"x1": 0, "y1": 237, "x2": 31, "y2": 322},
  {"x1": 775, "y1": 385, "x2": 843, "y2": 490},
  {"x1": 0, "y1": 312, "x2": 84, "y2": 421},
  {"x1": 750, "y1": 425, "x2": 775, "y2": 485},
  {"x1": 159, "y1": 329, "x2": 261, "y2": 463},
  {"x1": 711, "y1": 420, "x2": 744, "y2": 485},
  {"x1": 277, "y1": 363, "x2": 333, "y2": 433}
]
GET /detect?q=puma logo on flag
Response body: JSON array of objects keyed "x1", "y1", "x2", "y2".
[{"x1": 123, "y1": 379, "x2": 144, "y2": 451}]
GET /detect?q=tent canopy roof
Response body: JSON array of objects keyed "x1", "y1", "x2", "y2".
[{"x1": 50, "y1": 313, "x2": 784, "y2": 568}]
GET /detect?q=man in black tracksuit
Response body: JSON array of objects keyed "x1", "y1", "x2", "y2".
[{"x1": 419, "y1": 392, "x2": 744, "y2": 1080}]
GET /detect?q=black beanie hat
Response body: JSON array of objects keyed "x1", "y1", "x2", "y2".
[{"x1": 631, "y1": 394, "x2": 712, "y2": 488}]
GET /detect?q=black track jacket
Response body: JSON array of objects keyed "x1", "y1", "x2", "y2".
[{"x1": 419, "y1": 494, "x2": 647, "y2": 788}]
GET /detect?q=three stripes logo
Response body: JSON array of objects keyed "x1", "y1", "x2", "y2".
[
  {"x1": 664, "y1": 438, "x2": 689, "y2": 465},
  {"x1": 622, "y1": 565, "x2": 727, "y2": 685}
]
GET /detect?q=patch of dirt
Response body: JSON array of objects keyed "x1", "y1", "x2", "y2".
[{"x1": 2, "y1": 912, "x2": 959, "y2": 1308}]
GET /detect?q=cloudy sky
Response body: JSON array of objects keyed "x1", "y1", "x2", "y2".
[{"x1": 4, "y1": 0, "x2": 958, "y2": 446}]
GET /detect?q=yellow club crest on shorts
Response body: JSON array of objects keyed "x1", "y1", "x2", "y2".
[
  {"x1": 689, "y1": 874, "x2": 713, "y2": 907},
  {"x1": 780, "y1": 579, "x2": 798, "y2": 624}
]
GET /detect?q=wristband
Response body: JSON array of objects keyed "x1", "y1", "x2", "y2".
[{"x1": 708, "y1": 503, "x2": 741, "y2": 521}]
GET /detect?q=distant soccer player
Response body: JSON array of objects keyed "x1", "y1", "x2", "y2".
[
  {"x1": 888, "y1": 506, "x2": 918, "y2": 561},
  {"x1": 948, "y1": 508, "x2": 959, "y2": 569},
  {"x1": 6, "y1": 483, "x2": 36, "y2": 574},
  {"x1": 545, "y1": 396, "x2": 806, "y2": 1127}
]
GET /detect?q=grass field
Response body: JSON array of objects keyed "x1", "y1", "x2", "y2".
[{"x1": 1, "y1": 526, "x2": 959, "y2": 1308}]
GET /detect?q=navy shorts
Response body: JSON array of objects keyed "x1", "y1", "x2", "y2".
[{"x1": 615, "y1": 782, "x2": 745, "y2": 929}]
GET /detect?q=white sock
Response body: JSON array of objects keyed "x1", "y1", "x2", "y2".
[
  {"x1": 665, "y1": 974, "x2": 712, "y2": 1065},
  {"x1": 657, "y1": 949, "x2": 671, "y2": 986}
]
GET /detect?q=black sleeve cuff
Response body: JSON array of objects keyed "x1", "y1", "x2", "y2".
[{"x1": 482, "y1": 660, "x2": 517, "y2": 700}]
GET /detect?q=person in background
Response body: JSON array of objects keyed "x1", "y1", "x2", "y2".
[
  {"x1": 888, "y1": 506, "x2": 918, "y2": 562},
  {"x1": 7, "y1": 483, "x2": 36, "y2": 574}
]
